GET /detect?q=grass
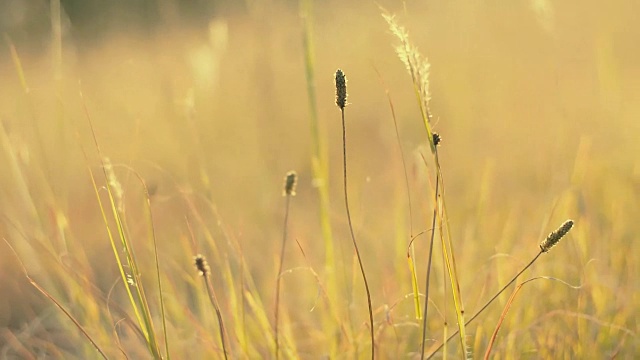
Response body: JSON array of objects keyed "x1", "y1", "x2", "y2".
[
  {"x1": 0, "y1": 1, "x2": 639, "y2": 358},
  {"x1": 336, "y1": 68, "x2": 375, "y2": 359}
]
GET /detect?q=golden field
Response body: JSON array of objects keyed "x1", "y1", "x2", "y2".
[{"x1": 0, "y1": 0, "x2": 638, "y2": 358}]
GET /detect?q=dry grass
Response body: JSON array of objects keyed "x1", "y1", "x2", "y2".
[{"x1": 0, "y1": 0, "x2": 639, "y2": 358}]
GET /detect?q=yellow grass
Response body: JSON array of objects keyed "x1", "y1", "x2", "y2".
[{"x1": 0, "y1": 1, "x2": 638, "y2": 358}]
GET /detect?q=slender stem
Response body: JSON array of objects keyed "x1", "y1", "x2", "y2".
[
  {"x1": 5, "y1": 239, "x2": 109, "y2": 359},
  {"x1": 341, "y1": 109, "x2": 375, "y2": 359},
  {"x1": 274, "y1": 195, "x2": 292, "y2": 359},
  {"x1": 426, "y1": 251, "x2": 543, "y2": 359},
  {"x1": 420, "y1": 175, "x2": 439, "y2": 359},
  {"x1": 203, "y1": 276, "x2": 229, "y2": 360}
]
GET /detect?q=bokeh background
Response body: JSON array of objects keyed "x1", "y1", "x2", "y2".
[{"x1": 0, "y1": 0, "x2": 638, "y2": 358}]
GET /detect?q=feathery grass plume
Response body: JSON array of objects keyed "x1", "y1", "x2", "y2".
[
  {"x1": 335, "y1": 68, "x2": 375, "y2": 359},
  {"x1": 382, "y1": 12, "x2": 468, "y2": 358},
  {"x1": 540, "y1": 219, "x2": 574, "y2": 252},
  {"x1": 275, "y1": 170, "x2": 297, "y2": 359},
  {"x1": 335, "y1": 69, "x2": 348, "y2": 109},
  {"x1": 382, "y1": 13, "x2": 436, "y2": 153},
  {"x1": 103, "y1": 157, "x2": 124, "y2": 212},
  {"x1": 194, "y1": 254, "x2": 229, "y2": 360}
]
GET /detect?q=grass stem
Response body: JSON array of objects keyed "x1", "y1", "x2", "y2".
[
  {"x1": 340, "y1": 106, "x2": 375, "y2": 359},
  {"x1": 275, "y1": 171, "x2": 296, "y2": 359}
]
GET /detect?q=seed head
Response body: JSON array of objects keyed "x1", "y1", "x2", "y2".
[
  {"x1": 194, "y1": 254, "x2": 210, "y2": 276},
  {"x1": 540, "y1": 220, "x2": 574, "y2": 253},
  {"x1": 283, "y1": 171, "x2": 297, "y2": 196},
  {"x1": 433, "y1": 132, "x2": 442, "y2": 146},
  {"x1": 335, "y1": 69, "x2": 348, "y2": 109}
]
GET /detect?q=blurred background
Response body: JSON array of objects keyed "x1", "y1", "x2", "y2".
[{"x1": 0, "y1": 0, "x2": 638, "y2": 358}]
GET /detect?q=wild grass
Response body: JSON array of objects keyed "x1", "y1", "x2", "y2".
[
  {"x1": 335, "y1": 68, "x2": 375, "y2": 359},
  {"x1": 194, "y1": 254, "x2": 229, "y2": 360},
  {"x1": 0, "y1": 1, "x2": 639, "y2": 359}
]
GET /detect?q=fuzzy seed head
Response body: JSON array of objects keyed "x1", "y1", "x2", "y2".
[
  {"x1": 540, "y1": 219, "x2": 574, "y2": 253},
  {"x1": 335, "y1": 69, "x2": 347, "y2": 109},
  {"x1": 194, "y1": 254, "x2": 210, "y2": 276},
  {"x1": 283, "y1": 171, "x2": 297, "y2": 196}
]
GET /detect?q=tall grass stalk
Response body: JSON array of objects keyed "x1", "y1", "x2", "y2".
[
  {"x1": 80, "y1": 91, "x2": 163, "y2": 358},
  {"x1": 194, "y1": 254, "x2": 230, "y2": 360},
  {"x1": 182, "y1": 187, "x2": 286, "y2": 357},
  {"x1": 372, "y1": 67, "x2": 422, "y2": 321},
  {"x1": 274, "y1": 171, "x2": 297, "y2": 359},
  {"x1": 300, "y1": 0, "x2": 343, "y2": 354},
  {"x1": 335, "y1": 69, "x2": 375, "y2": 359},
  {"x1": 299, "y1": 0, "x2": 337, "y2": 293},
  {"x1": 382, "y1": 12, "x2": 468, "y2": 356},
  {"x1": 129, "y1": 168, "x2": 171, "y2": 359},
  {"x1": 426, "y1": 220, "x2": 575, "y2": 358},
  {"x1": 420, "y1": 175, "x2": 439, "y2": 359}
]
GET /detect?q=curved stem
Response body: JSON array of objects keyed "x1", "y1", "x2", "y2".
[
  {"x1": 426, "y1": 251, "x2": 543, "y2": 359},
  {"x1": 341, "y1": 109, "x2": 375, "y2": 359},
  {"x1": 203, "y1": 276, "x2": 229, "y2": 360},
  {"x1": 274, "y1": 195, "x2": 292, "y2": 359}
]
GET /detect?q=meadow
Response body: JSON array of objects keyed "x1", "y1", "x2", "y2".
[{"x1": 0, "y1": 0, "x2": 638, "y2": 358}]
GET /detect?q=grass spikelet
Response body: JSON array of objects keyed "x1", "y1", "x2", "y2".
[
  {"x1": 335, "y1": 68, "x2": 375, "y2": 359},
  {"x1": 193, "y1": 254, "x2": 229, "y2": 360},
  {"x1": 540, "y1": 219, "x2": 574, "y2": 253},
  {"x1": 194, "y1": 254, "x2": 210, "y2": 276},
  {"x1": 335, "y1": 69, "x2": 348, "y2": 109},
  {"x1": 283, "y1": 171, "x2": 298, "y2": 196}
]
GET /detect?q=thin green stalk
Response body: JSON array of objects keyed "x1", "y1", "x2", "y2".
[
  {"x1": 420, "y1": 176, "x2": 439, "y2": 359},
  {"x1": 132, "y1": 170, "x2": 170, "y2": 360},
  {"x1": 80, "y1": 92, "x2": 162, "y2": 358},
  {"x1": 300, "y1": 0, "x2": 336, "y2": 293}
]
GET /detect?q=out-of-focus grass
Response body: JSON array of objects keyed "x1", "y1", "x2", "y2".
[{"x1": 0, "y1": 0, "x2": 639, "y2": 358}]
